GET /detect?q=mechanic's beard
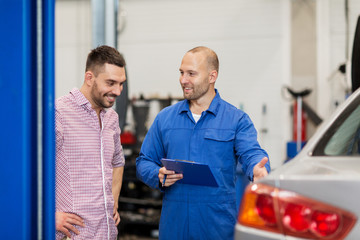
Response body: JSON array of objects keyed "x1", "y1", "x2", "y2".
[{"x1": 183, "y1": 84, "x2": 209, "y2": 101}]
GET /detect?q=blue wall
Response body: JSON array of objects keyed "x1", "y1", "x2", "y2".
[{"x1": 0, "y1": 0, "x2": 55, "y2": 238}]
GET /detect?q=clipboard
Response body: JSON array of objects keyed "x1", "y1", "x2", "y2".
[{"x1": 161, "y1": 158, "x2": 218, "y2": 187}]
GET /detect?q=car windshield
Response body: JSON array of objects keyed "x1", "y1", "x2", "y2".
[{"x1": 313, "y1": 96, "x2": 360, "y2": 156}]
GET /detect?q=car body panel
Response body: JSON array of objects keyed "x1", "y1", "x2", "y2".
[
  {"x1": 235, "y1": 224, "x2": 309, "y2": 240},
  {"x1": 235, "y1": 88, "x2": 360, "y2": 239}
]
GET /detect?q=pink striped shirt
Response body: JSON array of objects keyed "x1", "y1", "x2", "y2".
[{"x1": 55, "y1": 88, "x2": 125, "y2": 240}]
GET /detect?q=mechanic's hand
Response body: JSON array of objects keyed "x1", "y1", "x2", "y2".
[
  {"x1": 113, "y1": 205, "x2": 121, "y2": 226},
  {"x1": 56, "y1": 211, "x2": 85, "y2": 238},
  {"x1": 253, "y1": 157, "x2": 269, "y2": 182},
  {"x1": 159, "y1": 167, "x2": 183, "y2": 187}
]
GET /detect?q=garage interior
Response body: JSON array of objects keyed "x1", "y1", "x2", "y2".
[
  {"x1": 55, "y1": 0, "x2": 360, "y2": 239},
  {"x1": 54, "y1": 1, "x2": 360, "y2": 236},
  {"x1": 2, "y1": 0, "x2": 360, "y2": 239}
]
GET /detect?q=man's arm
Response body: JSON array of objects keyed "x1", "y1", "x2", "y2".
[
  {"x1": 136, "y1": 116, "x2": 166, "y2": 189},
  {"x1": 112, "y1": 166, "x2": 124, "y2": 225},
  {"x1": 235, "y1": 113, "x2": 271, "y2": 181}
]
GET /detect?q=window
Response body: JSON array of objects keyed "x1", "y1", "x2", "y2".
[{"x1": 313, "y1": 96, "x2": 360, "y2": 156}]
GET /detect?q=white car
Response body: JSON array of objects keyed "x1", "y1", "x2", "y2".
[{"x1": 235, "y1": 88, "x2": 360, "y2": 240}]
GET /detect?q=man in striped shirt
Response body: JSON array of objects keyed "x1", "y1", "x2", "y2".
[{"x1": 55, "y1": 45, "x2": 126, "y2": 240}]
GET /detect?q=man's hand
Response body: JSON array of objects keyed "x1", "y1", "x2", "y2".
[
  {"x1": 113, "y1": 205, "x2": 121, "y2": 226},
  {"x1": 56, "y1": 211, "x2": 85, "y2": 238},
  {"x1": 158, "y1": 167, "x2": 183, "y2": 187},
  {"x1": 253, "y1": 157, "x2": 269, "y2": 182}
]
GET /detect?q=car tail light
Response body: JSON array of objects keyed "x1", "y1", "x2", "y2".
[{"x1": 238, "y1": 183, "x2": 357, "y2": 239}]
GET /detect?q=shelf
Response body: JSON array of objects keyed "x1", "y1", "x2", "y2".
[
  {"x1": 120, "y1": 211, "x2": 160, "y2": 226},
  {"x1": 119, "y1": 196, "x2": 162, "y2": 207}
]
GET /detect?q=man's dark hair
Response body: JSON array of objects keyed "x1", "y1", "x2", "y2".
[{"x1": 85, "y1": 45, "x2": 126, "y2": 76}]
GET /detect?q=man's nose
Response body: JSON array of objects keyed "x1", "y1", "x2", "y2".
[
  {"x1": 180, "y1": 75, "x2": 188, "y2": 84},
  {"x1": 113, "y1": 84, "x2": 123, "y2": 96}
]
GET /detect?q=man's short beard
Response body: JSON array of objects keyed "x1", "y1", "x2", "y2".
[{"x1": 183, "y1": 84, "x2": 209, "y2": 101}]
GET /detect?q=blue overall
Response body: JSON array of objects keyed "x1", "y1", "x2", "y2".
[{"x1": 136, "y1": 90, "x2": 270, "y2": 239}]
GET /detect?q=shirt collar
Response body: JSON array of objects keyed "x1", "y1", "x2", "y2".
[
  {"x1": 70, "y1": 88, "x2": 89, "y2": 106},
  {"x1": 70, "y1": 88, "x2": 108, "y2": 114},
  {"x1": 179, "y1": 89, "x2": 221, "y2": 116}
]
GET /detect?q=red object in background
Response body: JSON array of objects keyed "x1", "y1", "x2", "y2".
[
  {"x1": 120, "y1": 131, "x2": 137, "y2": 145},
  {"x1": 293, "y1": 101, "x2": 307, "y2": 142}
]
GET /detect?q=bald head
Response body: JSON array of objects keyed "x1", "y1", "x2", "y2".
[{"x1": 187, "y1": 46, "x2": 219, "y2": 73}]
